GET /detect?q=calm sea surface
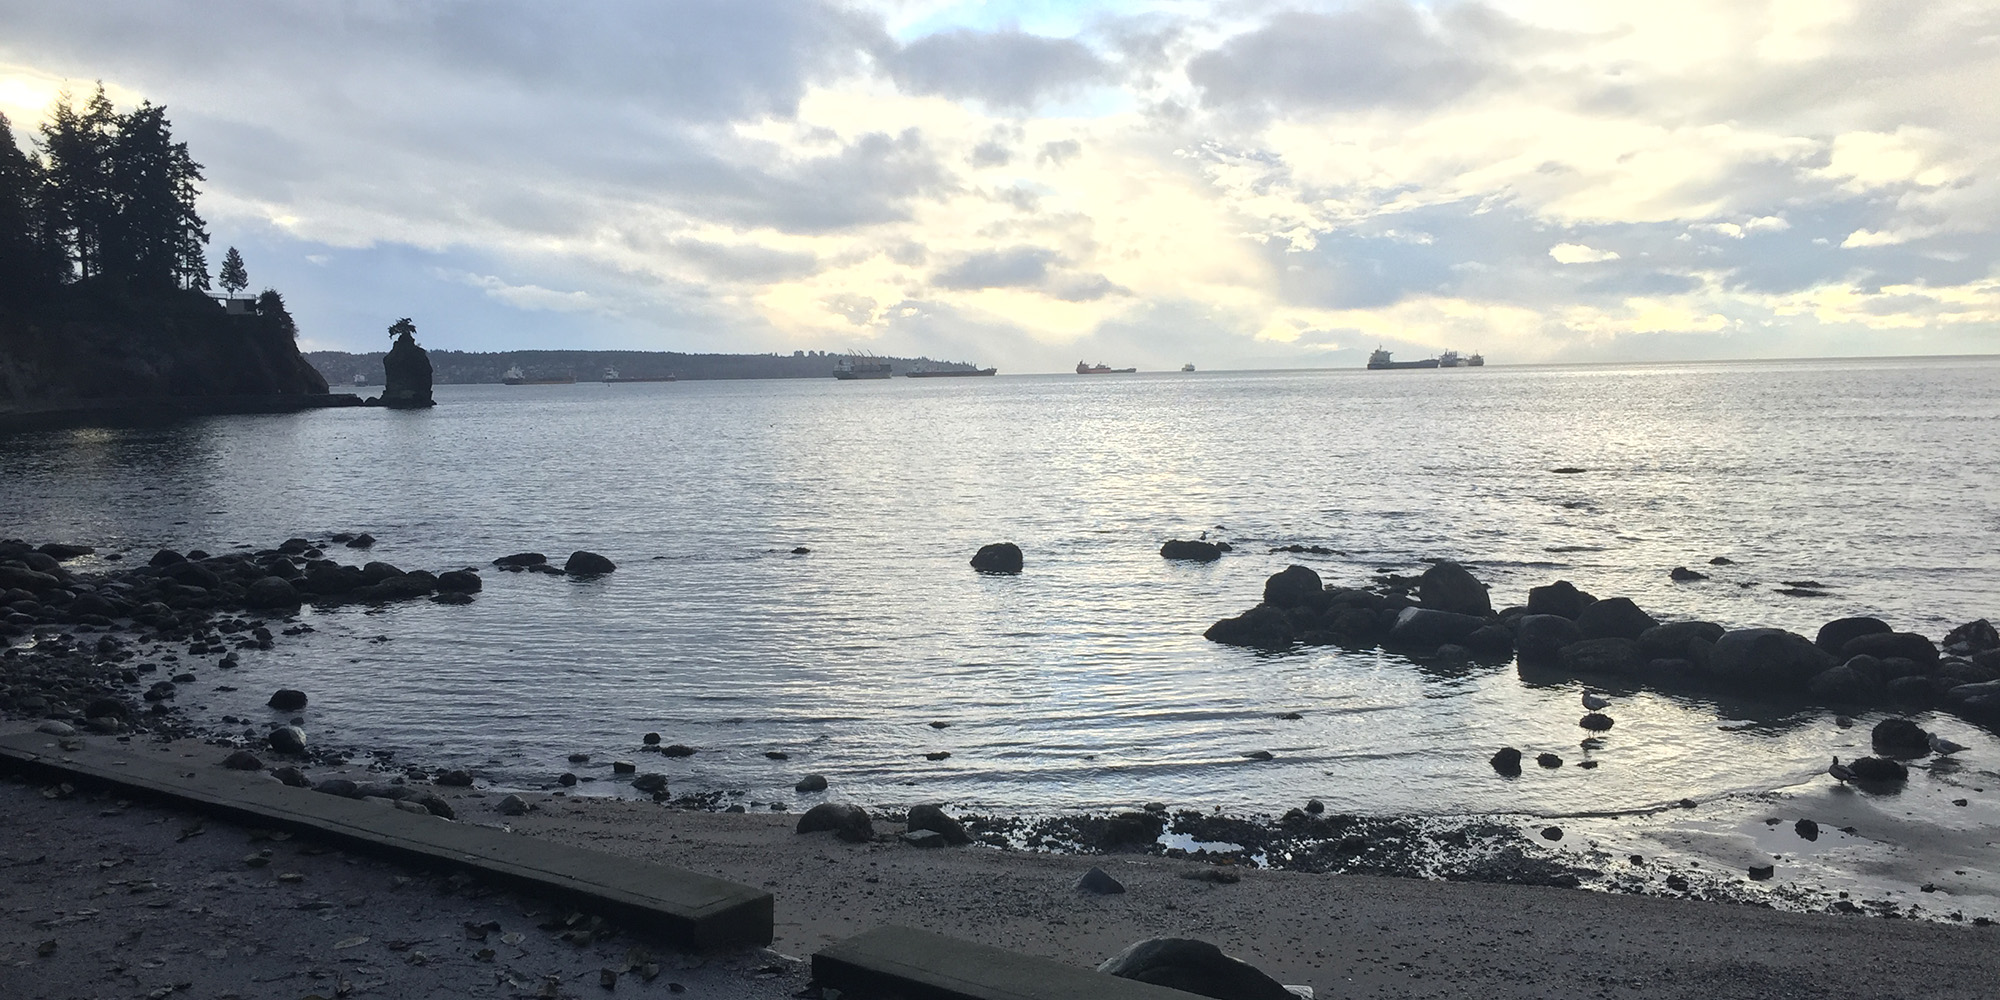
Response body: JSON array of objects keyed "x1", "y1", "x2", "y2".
[{"x1": 4, "y1": 358, "x2": 1999, "y2": 825}]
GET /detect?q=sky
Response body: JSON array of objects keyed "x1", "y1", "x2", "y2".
[{"x1": 2, "y1": 0, "x2": 1997, "y2": 369}]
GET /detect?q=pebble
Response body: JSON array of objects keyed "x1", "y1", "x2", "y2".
[
  {"x1": 435, "y1": 769, "x2": 474, "y2": 787},
  {"x1": 611, "y1": 761, "x2": 637, "y2": 774},
  {"x1": 558, "y1": 773, "x2": 578, "y2": 787},
  {"x1": 643, "y1": 733, "x2": 661, "y2": 745},
  {"x1": 1795, "y1": 819, "x2": 1820, "y2": 841},
  {"x1": 1540, "y1": 826, "x2": 1563, "y2": 841},
  {"x1": 661, "y1": 744, "x2": 695, "y2": 758},
  {"x1": 1748, "y1": 864, "x2": 1775, "y2": 881},
  {"x1": 765, "y1": 751, "x2": 789, "y2": 760},
  {"x1": 223, "y1": 750, "x2": 264, "y2": 771},
  {"x1": 1537, "y1": 753, "x2": 1563, "y2": 769}
]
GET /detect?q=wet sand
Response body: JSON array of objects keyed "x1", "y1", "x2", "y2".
[{"x1": 6, "y1": 732, "x2": 1999, "y2": 1000}]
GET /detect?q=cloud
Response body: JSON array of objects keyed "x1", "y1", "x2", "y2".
[
  {"x1": 933, "y1": 246, "x2": 1057, "y2": 290},
  {"x1": 1549, "y1": 243, "x2": 1622, "y2": 264},
  {"x1": 883, "y1": 29, "x2": 1110, "y2": 109},
  {"x1": 1187, "y1": 4, "x2": 1528, "y2": 114}
]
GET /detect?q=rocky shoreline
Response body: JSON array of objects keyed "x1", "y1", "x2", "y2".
[{"x1": 5, "y1": 536, "x2": 1994, "y2": 927}]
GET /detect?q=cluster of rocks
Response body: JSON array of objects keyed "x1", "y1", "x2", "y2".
[
  {"x1": 0, "y1": 536, "x2": 485, "y2": 629},
  {"x1": 0, "y1": 535, "x2": 492, "y2": 748},
  {"x1": 1205, "y1": 561, "x2": 2000, "y2": 716},
  {"x1": 794, "y1": 801, "x2": 973, "y2": 848},
  {"x1": 491, "y1": 551, "x2": 617, "y2": 577}
]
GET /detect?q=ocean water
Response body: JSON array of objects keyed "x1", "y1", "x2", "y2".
[{"x1": 3, "y1": 358, "x2": 1999, "y2": 828}]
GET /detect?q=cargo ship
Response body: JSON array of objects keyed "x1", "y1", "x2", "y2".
[
  {"x1": 906, "y1": 365, "x2": 997, "y2": 377},
  {"x1": 1366, "y1": 348, "x2": 1438, "y2": 370},
  {"x1": 601, "y1": 366, "x2": 677, "y2": 383},
  {"x1": 833, "y1": 356, "x2": 893, "y2": 380},
  {"x1": 1076, "y1": 361, "x2": 1137, "y2": 374},
  {"x1": 501, "y1": 365, "x2": 577, "y2": 385}
]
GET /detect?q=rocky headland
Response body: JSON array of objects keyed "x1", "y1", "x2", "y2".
[{"x1": 0, "y1": 288, "x2": 356, "y2": 428}]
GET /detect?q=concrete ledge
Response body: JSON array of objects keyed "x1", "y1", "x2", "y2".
[
  {"x1": 812, "y1": 925, "x2": 1198, "y2": 1000},
  {"x1": 0, "y1": 733, "x2": 771, "y2": 951}
]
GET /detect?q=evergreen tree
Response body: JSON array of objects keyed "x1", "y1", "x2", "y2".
[
  {"x1": 218, "y1": 246, "x2": 248, "y2": 300},
  {"x1": 0, "y1": 111, "x2": 62, "y2": 301},
  {"x1": 38, "y1": 85, "x2": 117, "y2": 282}
]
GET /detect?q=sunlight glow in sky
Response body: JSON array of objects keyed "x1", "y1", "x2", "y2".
[{"x1": 2, "y1": 1, "x2": 1995, "y2": 368}]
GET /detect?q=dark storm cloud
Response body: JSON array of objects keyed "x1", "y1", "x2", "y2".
[
  {"x1": 1187, "y1": 3, "x2": 1525, "y2": 112},
  {"x1": 882, "y1": 29, "x2": 1110, "y2": 110}
]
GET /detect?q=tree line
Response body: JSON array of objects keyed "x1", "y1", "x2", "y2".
[{"x1": 0, "y1": 84, "x2": 213, "y2": 307}]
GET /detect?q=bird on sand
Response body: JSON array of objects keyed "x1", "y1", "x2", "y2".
[
  {"x1": 1581, "y1": 691, "x2": 1612, "y2": 712},
  {"x1": 1929, "y1": 733, "x2": 1969, "y2": 756},
  {"x1": 1828, "y1": 757, "x2": 1856, "y2": 784}
]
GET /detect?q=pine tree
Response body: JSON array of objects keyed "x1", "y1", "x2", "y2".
[
  {"x1": 38, "y1": 86, "x2": 118, "y2": 282},
  {"x1": 0, "y1": 110, "x2": 62, "y2": 301},
  {"x1": 218, "y1": 246, "x2": 248, "y2": 300}
]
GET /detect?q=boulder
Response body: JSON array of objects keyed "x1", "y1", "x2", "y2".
[
  {"x1": 345, "y1": 533, "x2": 376, "y2": 549},
  {"x1": 1575, "y1": 598, "x2": 1657, "y2": 641},
  {"x1": 149, "y1": 548, "x2": 186, "y2": 567},
  {"x1": 1387, "y1": 607, "x2": 1488, "y2": 649},
  {"x1": 1886, "y1": 675, "x2": 1938, "y2": 703},
  {"x1": 435, "y1": 769, "x2": 474, "y2": 787},
  {"x1": 631, "y1": 773, "x2": 668, "y2": 794},
  {"x1": 360, "y1": 561, "x2": 406, "y2": 583},
  {"x1": 1943, "y1": 619, "x2": 1999, "y2": 656},
  {"x1": 223, "y1": 750, "x2": 263, "y2": 771},
  {"x1": 244, "y1": 576, "x2": 300, "y2": 610},
  {"x1": 1462, "y1": 624, "x2": 1514, "y2": 654},
  {"x1": 1159, "y1": 540, "x2": 1222, "y2": 562},
  {"x1": 1514, "y1": 615, "x2": 1583, "y2": 664},
  {"x1": 1490, "y1": 747, "x2": 1523, "y2": 777},
  {"x1": 1708, "y1": 629, "x2": 1833, "y2": 696},
  {"x1": 1418, "y1": 561, "x2": 1491, "y2": 617},
  {"x1": 970, "y1": 542, "x2": 1023, "y2": 575},
  {"x1": 270, "y1": 766, "x2": 311, "y2": 788},
  {"x1": 1638, "y1": 621, "x2": 1725, "y2": 661},
  {"x1": 37, "y1": 543, "x2": 94, "y2": 559},
  {"x1": 436, "y1": 570, "x2": 483, "y2": 593},
  {"x1": 905, "y1": 804, "x2": 972, "y2": 846},
  {"x1": 1261, "y1": 565, "x2": 1322, "y2": 608},
  {"x1": 1097, "y1": 938, "x2": 1295, "y2": 1000},
  {"x1": 1526, "y1": 581, "x2": 1595, "y2": 620},
  {"x1": 493, "y1": 552, "x2": 547, "y2": 568},
  {"x1": 1807, "y1": 666, "x2": 1877, "y2": 702},
  {"x1": 1847, "y1": 756, "x2": 1908, "y2": 783},
  {"x1": 497, "y1": 794, "x2": 529, "y2": 816},
  {"x1": 795, "y1": 773, "x2": 829, "y2": 793},
  {"x1": 1203, "y1": 606, "x2": 1294, "y2": 650},
  {"x1": 1579, "y1": 713, "x2": 1615, "y2": 731},
  {"x1": 1840, "y1": 632, "x2": 1939, "y2": 665},
  {"x1": 1091, "y1": 811, "x2": 1166, "y2": 850},
  {"x1": 1816, "y1": 616, "x2": 1891, "y2": 655},
  {"x1": 564, "y1": 551, "x2": 617, "y2": 576},
  {"x1": 313, "y1": 778, "x2": 359, "y2": 798},
  {"x1": 0, "y1": 566, "x2": 61, "y2": 592},
  {"x1": 796, "y1": 803, "x2": 874, "y2": 842},
  {"x1": 267, "y1": 689, "x2": 309, "y2": 711},
  {"x1": 1076, "y1": 867, "x2": 1126, "y2": 894},
  {"x1": 1870, "y1": 718, "x2": 1931, "y2": 756},
  {"x1": 1560, "y1": 638, "x2": 1642, "y2": 676},
  {"x1": 1669, "y1": 566, "x2": 1708, "y2": 582},
  {"x1": 1945, "y1": 680, "x2": 2000, "y2": 721},
  {"x1": 267, "y1": 725, "x2": 307, "y2": 755}
]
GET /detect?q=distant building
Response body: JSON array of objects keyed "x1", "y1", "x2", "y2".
[{"x1": 214, "y1": 297, "x2": 254, "y2": 316}]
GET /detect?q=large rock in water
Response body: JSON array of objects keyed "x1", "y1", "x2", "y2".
[
  {"x1": 970, "y1": 542, "x2": 1023, "y2": 575},
  {"x1": 1514, "y1": 614, "x2": 1583, "y2": 664},
  {"x1": 1419, "y1": 561, "x2": 1491, "y2": 617},
  {"x1": 1708, "y1": 628, "x2": 1833, "y2": 696},
  {"x1": 1816, "y1": 616, "x2": 1891, "y2": 655},
  {"x1": 1204, "y1": 605, "x2": 1294, "y2": 650},
  {"x1": 1559, "y1": 637, "x2": 1642, "y2": 676},
  {"x1": 1840, "y1": 631, "x2": 1938, "y2": 665},
  {"x1": 245, "y1": 575, "x2": 300, "y2": 609},
  {"x1": 1526, "y1": 580, "x2": 1594, "y2": 619},
  {"x1": 564, "y1": 550, "x2": 616, "y2": 575},
  {"x1": 1160, "y1": 539, "x2": 1222, "y2": 562},
  {"x1": 1388, "y1": 607, "x2": 1487, "y2": 650},
  {"x1": 1575, "y1": 597, "x2": 1657, "y2": 640},
  {"x1": 1098, "y1": 938, "x2": 1296, "y2": 1000},
  {"x1": 380, "y1": 330, "x2": 435, "y2": 408},
  {"x1": 1262, "y1": 565, "x2": 1322, "y2": 608}
]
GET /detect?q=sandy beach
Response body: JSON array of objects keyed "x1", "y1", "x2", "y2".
[{"x1": 6, "y1": 730, "x2": 1999, "y2": 1000}]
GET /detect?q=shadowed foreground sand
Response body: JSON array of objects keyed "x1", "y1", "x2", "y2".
[{"x1": 6, "y1": 735, "x2": 1997, "y2": 1000}]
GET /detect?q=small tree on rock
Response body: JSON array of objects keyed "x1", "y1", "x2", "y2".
[
  {"x1": 388, "y1": 317, "x2": 416, "y2": 341},
  {"x1": 218, "y1": 246, "x2": 247, "y2": 300}
]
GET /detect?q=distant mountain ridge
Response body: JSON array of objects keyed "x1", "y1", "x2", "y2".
[{"x1": 309, "y1": 349, "x2": 985, "y2": 385}]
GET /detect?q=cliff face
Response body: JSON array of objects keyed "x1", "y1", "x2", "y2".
[{"x1": 0, "y1": 292, "x2": 328, "y2": 414}]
